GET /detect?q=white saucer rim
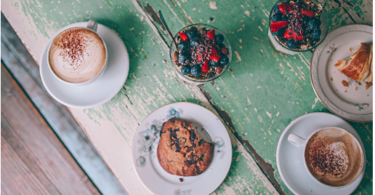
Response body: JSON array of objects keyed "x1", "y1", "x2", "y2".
[
  {"x1": 39, "y1": 22, "x2": 129, "y2": 109},
  {"x1": 276, "y1": 112, "x2": 366, "y2": 195}
]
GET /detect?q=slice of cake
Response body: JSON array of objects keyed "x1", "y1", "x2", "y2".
[{"x1": 335, "y1": 43, "x2": 373, "y2": 82}]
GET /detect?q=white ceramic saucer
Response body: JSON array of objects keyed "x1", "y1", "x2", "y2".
[
  {"x1": 132, "y1": 102, "x2": 232, "y2": 195},
  {"x1": 311, "y1": 25, "x2": 373, "y2": 122},
  {"x1": 40, "y1": 22, "x2": 129, "y2": 108},
  {"x1": 276, "y1": 112, "x2": 365, "y2": 195}
]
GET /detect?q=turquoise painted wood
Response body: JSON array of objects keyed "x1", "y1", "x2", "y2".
[{"x1": 3, "y1": 0, "x2": 372, "y2": 194}]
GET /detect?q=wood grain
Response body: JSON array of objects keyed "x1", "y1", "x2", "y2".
[
  {"x1": 1, "y1": 64, "x2": 100, "y2": 195},
  {"x1": 1, "y1": 14, "x2": 128, "y2": 195}
]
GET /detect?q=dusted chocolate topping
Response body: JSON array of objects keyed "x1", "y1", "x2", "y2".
[
  {"x1": 307, "y1": 140, "x2": 348, "y2": 178},
  {"x1": 58, "y1": 29, "x2": 89, "y2": 69}
]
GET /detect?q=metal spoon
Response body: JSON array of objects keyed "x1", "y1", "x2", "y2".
[{"x1": 158, "y1": 10, "x2": 178, "y2": 48}]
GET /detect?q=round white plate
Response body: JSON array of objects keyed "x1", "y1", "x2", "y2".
[
  {"x1": 40, "y1": 22, "x2": 129, "y2": 108},
  {"x1": 276, "y1": 112, "x2": 366, "y2": 195},
  {"x1": 311, "y1": 24, "x2": 373, "y2": 122},
  {"x1": 132, "y1": 102, "x2": 232, "y2": 195}
]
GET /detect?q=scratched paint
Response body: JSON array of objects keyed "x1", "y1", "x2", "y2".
[
  {"x1": 3, "y1": 0, "x2": 373, "y2": 194},
  {"x1": 144, "y1": 0, "x2": 373, "y2": 194}
]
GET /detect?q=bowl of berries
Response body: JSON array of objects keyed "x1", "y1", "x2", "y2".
[
  {"x1": 268, "y1": 0, "x2": 328, "y2": 54},
  {"x1": 170, "y1": 24, "x2": 232, "y2": 84}
]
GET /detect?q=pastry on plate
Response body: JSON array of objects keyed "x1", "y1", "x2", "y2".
[
  {"x1": 335, "y1": 43, "x2": 373, "y2": 82},
  {"x1": 157, "y1": 118, "x2": 214, "y2": 176}
]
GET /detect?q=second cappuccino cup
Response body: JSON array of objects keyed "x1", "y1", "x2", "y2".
[{"x1": 288, "y1": 127, "x2": 365, "y2": 188}]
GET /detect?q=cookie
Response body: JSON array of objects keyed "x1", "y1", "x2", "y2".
[{"x1": 157, "y1": 118, "x2": 214, "y2": 176}]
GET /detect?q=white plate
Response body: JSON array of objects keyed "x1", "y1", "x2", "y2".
[
  {"x1": 311, "y1": 25, "x2": 373, "y2": 122},
  {"x1": 40, "y1": 22, "x2": 129, "y2": 108},
  {"x1": 132, "y1": 102, "x2": 232, "y2": 195},
  {"x1": 276, "y1": 112, "x2": 365, "y2": 195}
]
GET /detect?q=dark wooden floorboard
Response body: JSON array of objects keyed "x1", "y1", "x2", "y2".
[
  {"x1": 1, "y1": 13, "x2": 127, "y2": 195},
  {"x1": 1, "y1": 64, "x2": 101, "y2": 195}
]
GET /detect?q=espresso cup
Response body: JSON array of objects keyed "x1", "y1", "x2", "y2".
[
  {"x1": 47, "y1": 19, "x2": 108, "y2": 85},
  {"x1": 288, "y1": 127, "x2": 365, "y2": 188}
]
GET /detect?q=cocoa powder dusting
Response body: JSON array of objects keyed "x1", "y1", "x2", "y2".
[
  {"x1": 58, "y1": 29, "x2": 89, "y2": 69},
  {"x1": 307, "y1": 140, "x2": 347, "y2": 178}
]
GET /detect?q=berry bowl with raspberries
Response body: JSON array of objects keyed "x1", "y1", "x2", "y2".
[
  {"x1": 170, "y1": 24, "x2": 232, "y2": 83},
  {"x1": 269, "y1": 0, "x2": 328, "y2": 53}
]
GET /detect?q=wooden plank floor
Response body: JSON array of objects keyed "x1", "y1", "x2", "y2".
[
  {"x1": 1, "y1": 64, "x2": 100, "y2": 194},
  {"x1": 1, "y1": 14, "x2": 127, "y2": 195}
]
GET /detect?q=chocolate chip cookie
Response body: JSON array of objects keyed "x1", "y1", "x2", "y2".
[{"x1": 157, "y1": 118, "x2": 214, "y2": 176}]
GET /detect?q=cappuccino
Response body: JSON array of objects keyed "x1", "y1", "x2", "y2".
[
  {"x1": 305, "y1": 128, "x2": 363, "y2": 187},
  {"x1": 49, "y1": 27, "x2": 106, "y2": 83}
]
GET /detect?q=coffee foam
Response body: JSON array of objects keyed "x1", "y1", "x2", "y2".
[
  {"x1": 305, "y1": 128, "x2": 363, "y2": 187},
  {"x1": 49, "y1": 27, "x2": 106, "y2": 83}
]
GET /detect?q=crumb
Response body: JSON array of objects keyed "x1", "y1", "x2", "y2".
[
  {"x1": 367, "y1": 94, "x2": 369, "y2": 96},
  {"x1": 365, "y1": 82, "x2": 372, "y2": 90},
  {"x1": 350, "y1": 47, "x2": 353, "y2": 52},
  {"x1": 331, "y1": 77, "x2": 333, "y2": 81},
  {"x1": 359, "y1": 82, "x2": 362, "y2": 85},
  {"x1": 341, "y1": 80, "x2": 349, "y2": 87},
  {"x1": 179, "y1": 178, "x2": 184, "y2": 182},
  {"x1": 345, "y1": 90, "x2": 348, "y2": 93},
  {"x1": 355, "y1": 86, "x2": 358, "y2": 91}
]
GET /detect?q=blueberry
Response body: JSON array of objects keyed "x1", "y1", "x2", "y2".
[
  {"x1": 281, "y1": 15, "x2": 288, "y2": 21},
  {"x1": 190, "y1": 38, "x2": 199, "y2": 47},
  {"x1": 307, "y1": 18, "x2": 321, "y2": 30},
  {"x1": 210, "y1": 60, "x2": 219, "y2": 67},
  {"x1": 311, "y1": 29, "x2": 321, "y2": 39},
  {"x1": 303, "y1": 16, "x2": 309, "y2": 23},
  {"x1": 186, "y1": 29, "x2": 196, "y2": 39},
  {"x1": 273, "y1": 5, "x2": 281, "y2": 14},
  {"x1": 271, "y1": 14, "x2": 282, "y2": 21},
  {"x1": 181, "y1": 65, "x2": 191, "y2": 75},
  {"x1": 178, "y1": 42, "x2": 188, "y2": 50},
  {"x1": 215, "y1": 34, "x2": 224, "y2": 44},
  {"x1": 303, "y1": 29, "x2": 311, "y2": 36},
  {"x1": 219, "y1": 55, "x2": 229, "y2": 65},
  {"x1": 178, "y1": 53, "x2": 189, "y2": 63},
  {"x1": 191, "y1": 65, "x2": 201, "y2": 77},
  {"x1": 286, "y1": 40, "x2": 297, "y2": 49},
  {"x1": 272, "y1": 27, "x2": 286, "y2": 36},
  {"x1": 218, "y1": 43, "x2": 225, "y2": 48}
]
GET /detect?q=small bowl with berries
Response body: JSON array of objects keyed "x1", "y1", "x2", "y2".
[
  {"x1": 170, "y1": 24, "x2": 232, "y2": 84},
  {"x1": 268, "y1": 0, "x2": 328, "y2": 54}
]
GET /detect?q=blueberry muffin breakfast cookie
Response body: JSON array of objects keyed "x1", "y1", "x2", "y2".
[
  {"x1": 157, "y1": 118, "x2": 214, "y2": 176},
  {"x1": 172, "y1": 25, "x2": 230, "y2": 81}
]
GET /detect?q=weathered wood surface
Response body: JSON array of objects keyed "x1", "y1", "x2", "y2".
[
  {"x1": 2, "y1": 0, "x2": 373, "y2": 194},
  {"x1": 1, "y1": 64, "x2": 100, "y2": 195},
  {"x1": 1, "y1": 14, "x2": 128, "y2": 195}
]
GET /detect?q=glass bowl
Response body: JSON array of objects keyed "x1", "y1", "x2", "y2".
[
  {"x1": 269, "y1": 0, "x2": 329, "y2": 52},
  {"x1": 169, "y1": 24, "x2": 232, "y2": 84}
]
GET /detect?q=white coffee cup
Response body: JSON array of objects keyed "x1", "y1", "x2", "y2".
[
  {"x1": 288, "y1": 127, "x2": 365, "y2": 188},
  {"x1": 47, "y1": 19, "x2": 108, "y2": 85}
]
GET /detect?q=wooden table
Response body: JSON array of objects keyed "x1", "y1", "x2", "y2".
[{"x1": 3, "y1": 0, "x2": 372, "y2": 194}]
